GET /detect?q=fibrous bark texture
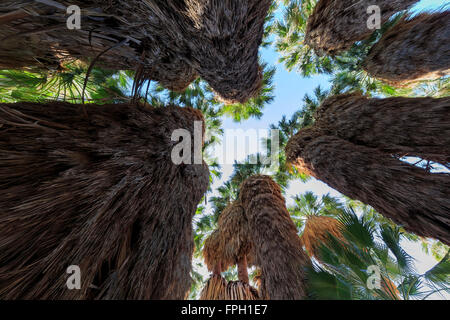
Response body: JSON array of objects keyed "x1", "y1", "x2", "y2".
[
  {"x1": 315, "y1": 93, "x2": 450, "y2": 165},
  {"x1": 0, "y1": 102, "x2": 210, "y2": 299},
  {"x1": 240, "y1": 175, "x2": 309, "y2": 300},
  {"x1": 286, "y1": 133, "x2": 450, "y2": 246},
  {"x1": 217, "y1": 201, "x2": 255, "y2": 267},
  {"x1": 363, "y1": 12, "x2": 450, "y2": 86},
  {"x1": 305, "y1": 0, "x2": 418, "y2": 55},
  {"x1": 0, "y1": 0, "x2": 271, "y2": 103}
]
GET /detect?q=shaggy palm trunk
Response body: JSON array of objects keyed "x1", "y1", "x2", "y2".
[
  {"x1": 0, "y1": 102, "x2": 209, "y2": 299},
  {"x1": 305, "y1": 0, "x2": 418, "y2": 55},
  {"x1": 286, "y1": 133, "x2": 450, "y2": 246},
  {"x1": 315, "y1": 94, "x2": 450, "y2": 165},
  {"x1": 240, "y1": 175, "x2": 309, "y2": 300},
  {"x1": 363, "y1": 12, "x2": 450, "y2": 86},
  {"x1": 0, "y1": 0, "x2": 271, "y2": 103}
]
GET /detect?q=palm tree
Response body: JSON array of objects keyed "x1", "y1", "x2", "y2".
[
  {"x1": 0, "y1": 0, "x2": 272, "y2": 103},
  {"x1": 363, "y1": 12, "x2": 450, "y2": 86},
  {"x1": 307, "y1": 209, "x2": 450, "y2": 300},
  {"x1": 286, "y1": 129, "x2": 450, "y2": 246},
  {"x1": 305, "y1": 0, "x2": 418, "y2": 55},
  {"x1": 273, "y1": 1, "x2": 411, "y2": 96},
  {"x1": 286, "y1": 92, "x2": 450, "y2": 245},
  {"x1": 199, "y1": 202, "x2": 259, "y2": 300},
  {"x1": 313, "y1": 93, "x2": 450, "y2": 165},
  {"x1": 0, "y1": 102, "x2": 210, "y2": 299},
  {"x1": 240, "y1": 175, "x2": 310, "y2": 299},
  {"x1": 275, "y1": 0, "x2": 334, "y2": 77},
  {"x1": 288, "y1": 192, "x2": 344, "y2": 230}
]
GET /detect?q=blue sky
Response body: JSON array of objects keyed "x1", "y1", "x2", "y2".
[{"x1": 205, "y1": 0, "x2": 448, "y2": 299}]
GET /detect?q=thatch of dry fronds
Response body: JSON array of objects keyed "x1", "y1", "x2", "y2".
[
  {"x1": 218, "y1": 201, "x2": 255, "y2": 267},
  {"x1": 199, "y1": 276, "x2": 259, "y2": 300},
  {"x1": 0, "y1": 0, "x2": 271, "y2": 103},
  {"x1": 305, "y1": 0, "x2": 418, "y2": 55},
  {"x1": 313, "y1": 93, "x2": 450, "y2": 165},
  {"x1": 199, "y1": 275, "x2": 228, "y2": 300},
  {"x1": 223, "y1": 281, "x2": 260, "y2": 300},
  {"x1": 203, "y1": 230, "x2": 233, "y2": 275},
  {"x1": 363, "y1": 12, "x2": 450, "y2": 86},
  {"x1": 240, "y1": 175, "x2": 310, "y2": 300},
  {"x1": 301, "y1": 216, "x2": 345, "y2": 258},
  {"x1": 0, "y1": 101, "x2": 210, "y2": 299}
]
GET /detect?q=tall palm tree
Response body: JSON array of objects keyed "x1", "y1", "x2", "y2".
[
  {"x1": 363, "y1": 12, "x2": 450, "y2": 86},
  {"x1": 286, "y1": 131, "x2": 450, "y2": 246},
  {"x1": 305, "y1": 0, "x2": 418, "y2": 55},
  {"x1": 0, "y1": 102, "x2": 210, "y2": 299},
  {"x1": 240, "y1": 175, "x2": 310, "y2": 299},
  {"x1": 0, "y1": 0, "x2": 272, "y2": 103},
  {"x1": 273, "y1": 1, "x2": 410, "y2": 96}
]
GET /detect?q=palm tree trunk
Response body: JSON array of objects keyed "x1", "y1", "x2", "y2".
[
  {"x1": 240, "y1": 175, "x2": 309, "y2": 300},
  {"x1": 0, "y1": 0, "x2": 271, "y2": 103},
  {"x1": 0, "y1": 101, "x2": 210, "y2": 299},
  {"x1": 363, "y1": 12, "x2": 450, "y2": 86},
  {"x1": 286, "y1": 133, "x2": 450, "y2": 245},
  {"x1": 306, "y1": 0, "x2": 418, "y2": 55},
  {"x1": 315, "y1": 93, "x2": 450, "y2": 165},
  {"x1": 237, "y1": 256, "x2": 249, "y2": 284}
]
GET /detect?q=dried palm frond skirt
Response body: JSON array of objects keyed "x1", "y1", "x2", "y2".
[
  {"x1": 0, "y1": 101, "x2": 209, "y2": 299},
  {"x1": 301, "y1": 215, "x2": 346, "y2": 258},
  {"x1": 200, "y1": 276, "x2": 259, "y2": 300}
]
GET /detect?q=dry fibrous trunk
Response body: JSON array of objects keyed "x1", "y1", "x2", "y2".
[
  {"x1": 305, "y1": 0, "x2": 418, "y2": 55},
  {"x1": 0, "y1": 0, "x2": 271, "y2": 103},
  {"x1": 286, "y1": 133, "x2": 450, "y2": 246},
  {"x1": 363, "y1": 12, "x2": 450, "y2": 86},
  {"x1": 0, "y1": 102, "x2": 210, "y2": 299},
  {"x1": 315, "y1": 93, "x2": 450, "y2": 165},
  {"x1": 240, "y1": 175, "x2": 309, "y2": 300}
]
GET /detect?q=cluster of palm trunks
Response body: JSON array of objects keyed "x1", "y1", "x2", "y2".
[
  {"x1": 0, "y1": 0, "x2": 449, "y2": 300},
  {"x1": 201, "y1": 175, "x2": 309, "y2": 300}
]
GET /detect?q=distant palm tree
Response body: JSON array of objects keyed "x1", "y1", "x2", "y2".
[
  {"x1": 0, "y1": 64, "x2": 130, "y2": 103},
  {"x1": 307, "y1": 208, "x2": 450, "y2": 300}
]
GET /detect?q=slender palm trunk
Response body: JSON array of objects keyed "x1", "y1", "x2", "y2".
[
  {"x1": 240, "y1": 175, "x2": 309, "y2": 300},
  {"x1": 306, "y1": 0, "x2": 418, "y2": 55},
  {"x1": 0, "y1": 102, "x2": 210, "y2": 299},
  {"x1": 315, "y1": 93, "x2": 450, "y2": 165},
  {"x1": 286, "y1": 133, "x2": 450, "y2": 245},
  {"x1": 363, "y1": 12, "x2": 450, "y2": 86}
]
